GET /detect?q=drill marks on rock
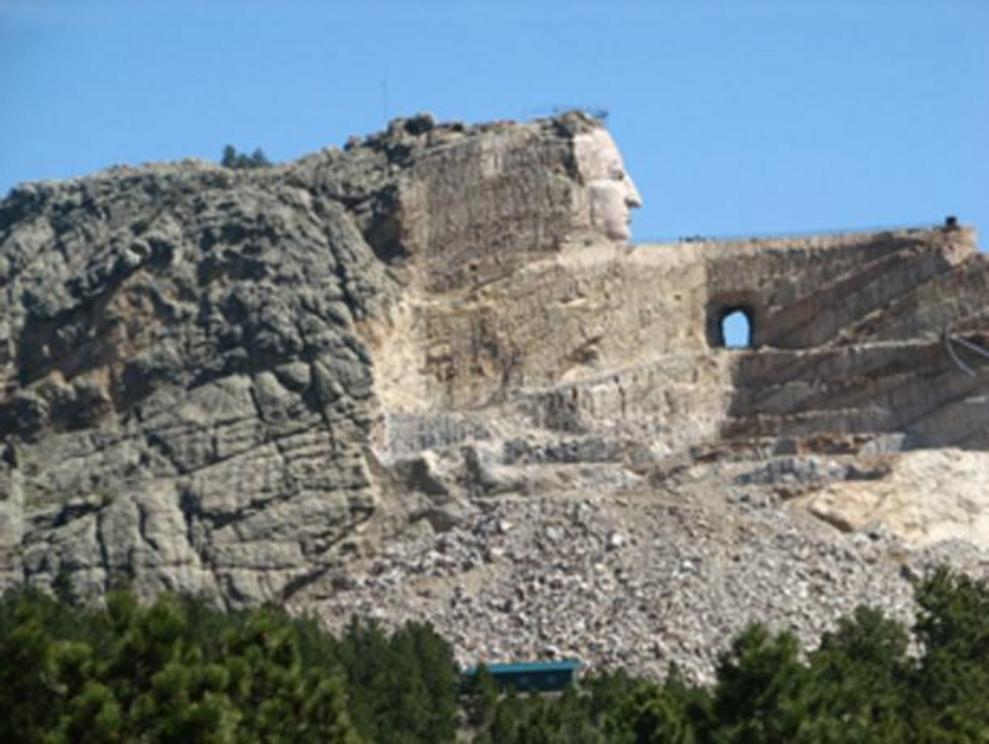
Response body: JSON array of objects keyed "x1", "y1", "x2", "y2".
[{"x1": 3, "y1": 113, "x2": 989, "y2": 677}]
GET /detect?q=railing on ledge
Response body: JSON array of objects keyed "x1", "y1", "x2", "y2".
[{"x1": 634, "y1": 217, "x2": 959, "y2": 247}]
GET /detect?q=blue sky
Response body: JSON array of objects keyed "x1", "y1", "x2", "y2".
[{"x1": 2, "y1": 0, "x2": 987, "y2": 245}]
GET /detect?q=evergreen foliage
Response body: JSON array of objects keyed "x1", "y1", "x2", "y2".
[
  {"x1": 464, "y1": 569, "x2": 989, "y2": 743},
  {"x1": 220, "y1": 144, "x2": 272, "y2": 169},
  {"x1": 3, "y1": 569, "x2": 989, "y2": 742}
]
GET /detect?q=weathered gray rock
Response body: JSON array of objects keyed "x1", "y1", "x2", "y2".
[
  {"x1": 0, "y1": 113, "x2": 619, "y2": 605},
  {"x1": 0, "y1": 156, "x2": 399, "y2": 604},
  {"x1": 4, "y1": 112, "x2": 989, "y2": 678}
]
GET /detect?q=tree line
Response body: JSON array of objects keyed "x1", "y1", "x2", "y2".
[
  {"x1": 2, "y1": 567, "x2": 988, "y2": 742},
  {"x1": 220, "y1": 145, "x2": 272, "y2": 170}
]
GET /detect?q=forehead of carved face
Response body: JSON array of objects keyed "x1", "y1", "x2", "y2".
[{"x1": 573, "y1": 128, "x2": 642, "y2": 241}]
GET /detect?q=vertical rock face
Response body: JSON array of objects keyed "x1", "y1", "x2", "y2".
[
  {"x1": 0, "y1": 160, "x2": 396, "y2": 602},
  {"x1": 0, "y1": 113, "x2": 631, "y2": 603},
  {"x1": 1, "y1": 110, "x2": 989, "y2": 620}
]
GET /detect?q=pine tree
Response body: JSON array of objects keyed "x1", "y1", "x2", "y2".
[
  {"x1": 221, "y1": 145, "x2": 238, "y2": 168},
  {"x1": 0, "y1": 591, "x2": 62, "y2": 741},
  {"x1": 249, "y1": 148, "x2": 271, "y2": 167},
  {"x1": 711, "y1": 624, "x2": 811, "y2": 743},
  {"x1": 909, "y1": 569, "x2": 989, "y2": 738},
  {"x1": 220, "y1": 144, "x2": 272, "y2": 169},
  {"x1": 804, "y1": 606, "x2": 910, "y2": 742},
  {"x1": 465, "y1": 664, "x2": 499, "y2": 729}
]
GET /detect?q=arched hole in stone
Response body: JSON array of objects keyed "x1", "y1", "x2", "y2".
[{"x1": 720, "y1": 307, "x2": 753, "y2": 349}]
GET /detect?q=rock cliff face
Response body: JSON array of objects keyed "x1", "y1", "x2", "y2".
[{"x1": 3, "y1": 112, "x2": 989, "y2": 677}]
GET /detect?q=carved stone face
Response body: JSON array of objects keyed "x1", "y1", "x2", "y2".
[{"x1": 573, "y1": 128, "x2": 642, "y2": 241}]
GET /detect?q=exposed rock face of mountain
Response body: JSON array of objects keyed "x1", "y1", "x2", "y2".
[
  {"x1": 0, "y1": 113, "x2": 626, "y2": 602},
  {"x1": 2, "y1": 112, "x2": 989, "y2": 678}
]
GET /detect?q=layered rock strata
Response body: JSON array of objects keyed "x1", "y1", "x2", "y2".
[{"x1": 2, "y1": 112, "x2": 989, "y2": 677}]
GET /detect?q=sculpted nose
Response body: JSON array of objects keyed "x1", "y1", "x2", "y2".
[{"x1": 625, "y1": 179, "x2": 642, "y2": 209}]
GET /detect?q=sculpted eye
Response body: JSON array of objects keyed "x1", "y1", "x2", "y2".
[{"x1": 611, "y1": 169, "x2": 625, "y2": 181}]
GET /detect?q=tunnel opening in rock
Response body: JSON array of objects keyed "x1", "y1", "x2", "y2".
[{"x1": 719, "y1": 307, "x2": 753, "y2": 349}]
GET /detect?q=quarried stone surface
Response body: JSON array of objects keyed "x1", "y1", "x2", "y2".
[{"x1": 3, "y1": 112, "x2": 989, "y2": 677}]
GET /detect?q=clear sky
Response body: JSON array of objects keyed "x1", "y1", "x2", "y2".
[{"x1": 2, "y1": 0, "x2": 987, "y2": 245}]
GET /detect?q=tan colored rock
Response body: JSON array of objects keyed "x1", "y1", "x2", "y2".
[
  {"x1": 803, "y1": 449, "x2": 989, "y2": 545},
  {"x1": 2, "y1": 110, "x2": 989, "y2": 648}
]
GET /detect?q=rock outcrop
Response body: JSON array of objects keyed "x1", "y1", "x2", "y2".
[{"x1": 2, "y1": 111, "x2": 989, "y2": 678}]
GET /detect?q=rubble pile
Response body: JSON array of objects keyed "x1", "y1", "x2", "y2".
[
  {"x1": 3, "y1": 112, "x2": 989, "y2": 676},
  {"x1": 312, "y1": 462, "x2": 989, "y2": 680}
]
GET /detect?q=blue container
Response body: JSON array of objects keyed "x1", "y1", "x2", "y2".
[{"x1": 463, "y1": 659, "x2": 582, "y2": 693}]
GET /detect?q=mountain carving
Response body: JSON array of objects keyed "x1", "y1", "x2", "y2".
[{"x1": 3, "y1": 112, "x2": 989, "y2": 676}]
